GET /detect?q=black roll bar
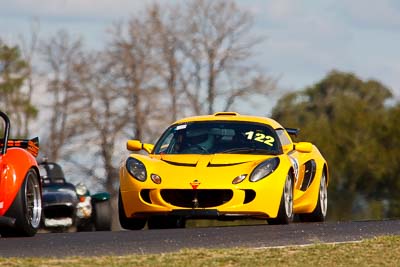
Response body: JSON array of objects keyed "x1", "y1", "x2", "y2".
[{"x1": 0, "y1": 111, "x2": 10, "y2": 155}]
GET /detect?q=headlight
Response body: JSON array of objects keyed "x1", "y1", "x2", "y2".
[
  {"x1": 126, "y1": 157, "x2": 147, "y2": 182},
  {"x1": 76, "y1": 183, "x2": 88, "y2": 196},
  {"x1": 249, "y1": 158, "x2": 280, "y2": 182}
]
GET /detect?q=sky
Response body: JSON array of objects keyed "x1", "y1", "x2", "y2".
[{"x1": 1, "y1": 0, "x2": 400, "y2": 105}]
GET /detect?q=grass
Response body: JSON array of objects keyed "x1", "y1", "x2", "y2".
[{"x1": 1, "y1": 236, "x2": 399, "y2": 267}]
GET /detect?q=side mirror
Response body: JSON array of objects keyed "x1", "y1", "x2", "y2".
[
  {"x1": 126, "y1": 140, "x2": 154, "y2": 154},
  {"x1": 295, "y1": 142, "x2": 313, "y2": 153},
  {"x1": 127, "y1": 140, "x2": 142, "y2": 151}
]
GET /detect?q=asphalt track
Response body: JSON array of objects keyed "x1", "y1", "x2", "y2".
[{"x1": 1, "y1": 219, "x2": 400, "y2": 258}]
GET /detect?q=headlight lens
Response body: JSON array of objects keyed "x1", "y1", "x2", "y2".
[
  {"x1": 76, "y1": 183, "x2": 88, "y2": 196},
  {"x1": 249, "y1": 158, "x2": 280, "y2": 182},
  {"x1": 126, "y1": 157, "x2": 147, "y2": 182}
]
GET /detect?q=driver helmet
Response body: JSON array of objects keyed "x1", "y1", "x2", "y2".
[{"x1": 187, "y1": 130, "x2": 215, "y2": 151}]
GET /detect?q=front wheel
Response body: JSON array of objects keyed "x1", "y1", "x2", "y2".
[
  {"x1": 94, "y1": 201, "x2": 112, "y2": 231},
  {"x1": 299, "y1": 172, "x2": 328, "y2": 222},
  {"x1": 267, "y1": 173, "x2": 293, "y2": 225},
  {"x1": 1, "y1": 169, "x2": 42, "y2": 237}
]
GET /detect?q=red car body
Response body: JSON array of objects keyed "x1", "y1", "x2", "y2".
[{"x1": 0, "y1": 111, "x2": 42, "y2": 237}]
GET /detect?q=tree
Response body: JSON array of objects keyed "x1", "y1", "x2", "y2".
[
  {"x1": 72, "y1": 51, "x2": 132, "y2": 195},
  {"x1": 40, "y1": 30, "x2": 88, "y2": 161},
  {"x1": 18, "y1": 20, "x2": 41, "y2": 138},
  {"x1": 181, "y1": 0, "x2": 275, "y2": 114},
  {"x1": 0, "y1": 39, "x2": 37, "y2": 137},
  {"x1": 109, "y1": 0, "x2": 276, "y2": 129},
  {"x1": 146, "y1": 4, "x2": 187, "y2": 122},
  {"x1": 272, "y1": 70, "x2": 395, "y2": 220},
  {"x1": 40, "y1": 31, "x2": 129, "y2": 195},
  {"x1": 108, "y1": 16, "x2": 163, "y2": 141},
  {"x1": 375, "y1": 103, "x2": 400, "y2": 217}
]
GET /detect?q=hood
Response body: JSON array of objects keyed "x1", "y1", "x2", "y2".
[
  {"x1": 42, "y1": 185, "x2": 78, "y2": 206},
  {"x1": 152, "y1": 153, "x2": 273, "y2": 167}
]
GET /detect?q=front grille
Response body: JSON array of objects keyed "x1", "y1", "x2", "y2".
[
  {"x1": 161, "y1": 189, "x2": 233, "y2": 208},
  {"x1": 43, "y1": 205, "x2": 75, "y2": 218}
]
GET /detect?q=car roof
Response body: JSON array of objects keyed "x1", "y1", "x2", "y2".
[{"x1": 173, "y1": 112, "x2": 284, "y2": 130}]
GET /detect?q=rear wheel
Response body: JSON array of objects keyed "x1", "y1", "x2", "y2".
[
  {"x1": 1, "y1": 169, "x2": 42, "y2": 237},
  {"x1": 147, "y1": 215, "x2": 186, "y2": 229},
  {"x1": 94, "y1": 201, "x2": 112, "y2": 231},
  {"x1": 267, "y1": 173, "x2": 293, "y2": 225},
  {"x1": 299, "y1": 172, "x2": 328, "y2": 222},
  {"x1": 118, "y1": 190, "x2": 146, "y2": 230}
]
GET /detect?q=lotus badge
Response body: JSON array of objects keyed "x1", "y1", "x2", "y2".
[{"x1": 190, "y1": 180, "x2": 201, "y2": 190}]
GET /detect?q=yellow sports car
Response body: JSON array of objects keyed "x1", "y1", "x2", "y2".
[{"x1": 119, "y1": 112, "x2": 329, "y2": 229}]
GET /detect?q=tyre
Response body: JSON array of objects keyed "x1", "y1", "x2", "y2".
[
  {"x1": 267, "y1": 173, "x2": 293, "y2": 225},
  {"x1": 299, "y1": 172, "x2": 328, "y2": 222},
  {"x1": 118, "y1": 190, "x2": 146, "y2": 230},
  {"x1": 76, "y1": 219, "x2": 94, "y2": 232},
  {"x1": 2, "y1": 169, "x2": 42, "y2": 237},
  {"x1": 147, "y1": 216, "x2": 186, "y2": 229},
  {"x1": 94, "y1": 201, "x2": 112, "y2": 231}
]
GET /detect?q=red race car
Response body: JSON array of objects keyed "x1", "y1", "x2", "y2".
[{"x1": 0, "y1": 111, "x2": 42, "y2": 237}]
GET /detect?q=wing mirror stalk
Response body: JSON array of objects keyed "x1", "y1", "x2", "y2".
[{"x1": 127, "y1": 140, "x2": 154, "y2": 154}]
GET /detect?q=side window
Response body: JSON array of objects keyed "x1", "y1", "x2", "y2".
[
  {"x1": 158, "y1": 133, "x2": 174, "y2": 153},
  {"x1": 276, "y1": 129, "x2": 292, "y2": 146}
]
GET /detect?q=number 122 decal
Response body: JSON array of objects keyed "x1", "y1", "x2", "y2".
[{"x1": 245, "y1": 131, "x2": 275, "y2": 146}]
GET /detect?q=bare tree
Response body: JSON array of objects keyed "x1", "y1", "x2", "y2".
[
  {"x1": 19, "y1": 19, "x2": 41, "y2": 138},
  {"x1": 146, "y1": 4, "x2": 189, "y2": 122},
  {"x1": 40, "y1": 30, "x2": 88, "y2": 161},
  {"x1": 72, "y1": 52, "x2": 130, "y2": 195},
  {"x1": 108, "y1": 17, "x2": 163, "y2": 142},
  {"x1": 37, "y1": 0, "x2": 277, "y2": 184},
  {"x1": 41, "y1": 31, "x2": 131, "y2": 196},
  {"x1": 181, "y1": 0, "x2": 276, "y2": 114}
]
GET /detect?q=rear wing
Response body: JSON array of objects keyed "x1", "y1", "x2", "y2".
[
  {"x1": 1, "y1": 111, "x2": 39, "y2": 157},
  {"x1": 6, "y1": 137, "x2": 40, "y2": 157},
  {"x1": 0, "y1": 137, "x2": 40, "y2": 157},
  {"x1": 285, "y1": 128, "x2": 300, "y2": 138}
]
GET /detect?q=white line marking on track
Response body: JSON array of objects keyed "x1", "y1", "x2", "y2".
[{"x1": 254, "y1": 240, "x2": 364, "y2": 250}]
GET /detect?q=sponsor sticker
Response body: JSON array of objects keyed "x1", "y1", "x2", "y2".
[{"x1": 176, "y1": 124, "x2": 187, "y2": 130}]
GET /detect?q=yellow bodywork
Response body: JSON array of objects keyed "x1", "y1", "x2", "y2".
[{"x1": 119, "y1": 112, "x2": 328, "y2": 220}]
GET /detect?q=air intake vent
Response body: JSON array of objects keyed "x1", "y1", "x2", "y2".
[{"x1": 213, "y1": 112, "x2": 240, "y2": 116}]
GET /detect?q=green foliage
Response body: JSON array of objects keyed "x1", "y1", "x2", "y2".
[
  {"x1": 0, "y1": 39, "x2": 37, "y2": 137},
  {"x1": 272, "y1": 70, "x2": 399, "y2": 219}
]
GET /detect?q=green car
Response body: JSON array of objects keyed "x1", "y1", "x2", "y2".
[{"x1": 39, "y1": 161, "x2": 112, "y2": 232}]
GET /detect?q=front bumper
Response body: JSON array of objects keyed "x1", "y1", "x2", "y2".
[{"x1": 120, "y1": 166, "x2": 290, "y2": 219}]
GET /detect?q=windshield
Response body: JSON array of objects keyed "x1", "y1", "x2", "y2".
[{"x1": 153, "y1": 121, "x2": 281, "y2": 155}]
